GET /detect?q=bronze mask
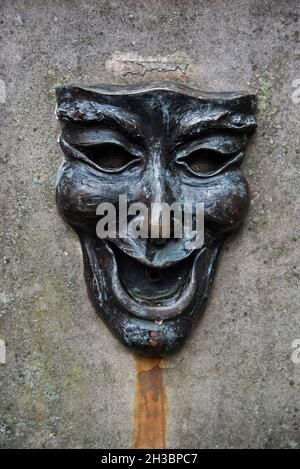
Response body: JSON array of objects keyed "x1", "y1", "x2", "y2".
[{"x1": 56, "y1": 82, "x2": 256, "y2": 356}]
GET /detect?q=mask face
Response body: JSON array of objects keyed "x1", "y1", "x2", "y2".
[{"x1": 56, "y1": 82, "x2": 256, "y2": 356}]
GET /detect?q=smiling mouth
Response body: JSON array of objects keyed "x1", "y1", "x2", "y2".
[
  {"x1": 104, "y1": 242, "x2": 208, "y2": 321},
  {"x1": 80, "y1": 232, "x2": 221, "y2": 324}
]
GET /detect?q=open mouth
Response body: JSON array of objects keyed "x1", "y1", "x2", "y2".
[
  {"x1": 78, "y1": 232, "x2": 222, "y2": 354},
  {"x1": 114, "y1": 244, "x2": 193, "y2": 302},
  {"x1": 104, "y1": 241, "x2": 207, "y2": 321}
]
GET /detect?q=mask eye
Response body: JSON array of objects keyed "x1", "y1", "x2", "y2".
[
  {"x1": 184, "y1": 149, "x2": 224, "y2": 174},
  {"x1": 75, "y1": 143, "x2": 140, "y2": 172},
  {"x1": 177, "y1": 148, "x2": 241, "y2": 177}
]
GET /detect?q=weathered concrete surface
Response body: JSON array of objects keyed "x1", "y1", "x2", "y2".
[{"x1": 0, "y1": 0, "x2": 299, "y2": 448}]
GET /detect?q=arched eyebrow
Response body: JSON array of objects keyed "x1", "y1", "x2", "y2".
[
  {"x1": 173, "y1": 110, "x2": 257, "y2": 143},
  {"x1": 60, "y1": 127, "x2": 144, "y2": 159},
  {"x1": 56, "y1": 101, "x2": 143, "y2": 142}
]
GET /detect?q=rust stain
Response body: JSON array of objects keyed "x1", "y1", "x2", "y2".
[{"x1": 133, "y1": 355, "x2": 168, "y2": 449}]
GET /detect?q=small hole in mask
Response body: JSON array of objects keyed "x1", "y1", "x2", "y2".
[
  {"x1": 146, "y1": 268, "x2": 162, "y2": 283},
  {"x1": 184, "y1": 149, "x2": 224, "y2": 174}
]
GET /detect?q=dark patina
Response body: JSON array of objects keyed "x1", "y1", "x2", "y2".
[{"x1": 55, "y1": 82, "x2": 256, "y2": 356}]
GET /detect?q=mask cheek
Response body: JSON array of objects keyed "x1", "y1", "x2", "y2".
[
  {"x1": 56, "y1": 163, "x2": 114, "y2": 230},
  {"x1": 204, "y1": 175, "x2": 250, "y2": 233}
]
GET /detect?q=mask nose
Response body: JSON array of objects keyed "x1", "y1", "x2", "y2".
[
  {"x1": 145, "y1": 156, "x2": 176, "y2": 245},
  {"x1": 149, "y1": 207, "x2": 168, "y2": 245}
]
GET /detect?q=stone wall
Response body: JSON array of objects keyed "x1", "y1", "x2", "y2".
[{"x1": 0, "y1": 0, "x2": 299, "y2": 448}]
